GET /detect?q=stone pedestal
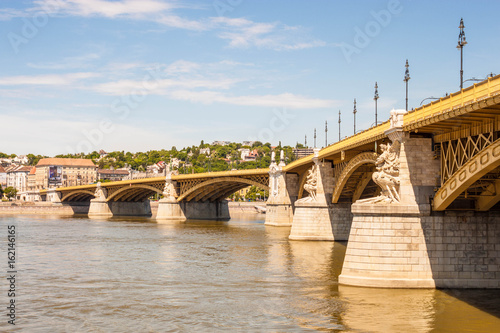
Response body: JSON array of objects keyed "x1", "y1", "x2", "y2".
[
  {"x1": 289, "y1": 202, "x2": 352, "y2": 241},
  {"x1": 339, "y1": 203, "x2": 436, "y2": 288},
  {"x1": 289, "y1": 152, "x2": 340, "y2": 240},
  {"x1": 264, "y1": 152, "x2": 295, "y2": 227},
  {"x1": 289, "y1": 202, "x2": 332, "y2": 240},
  {"x1": 265, "y1": 203, "x2": 293, "y2": 226},
  {"x1": 88, "y1": 200, "x2": 152, "y2": 217},
  {"x1": 46, "y1": 188, "x2": 62, "y2": 206},
  {"x1": 156, "y1": 198, "x2": 186, "y2": 221},
  {"x1": 340, "y1": 204, "x2": 500, "y2": 289},
  {"x1": 88, "y1": 199, "x2": 113, "y2": 217}
]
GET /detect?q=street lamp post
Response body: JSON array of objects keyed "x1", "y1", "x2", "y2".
[
  {"x1": 325, "y1": 120, "x2": 328, "y2": 147},
  {"x1": 457, "y1": 18, "x2": 467, "y2": 89},
  {"x1": 353, "y1": 99, "x2": 357, "y2": 134},
  {"x1": 338, "y1": 110, "x2": 341, "y2": 141},
  {"x1": 314, "y1": 128, "x2": 317, "y2": 148},
  {"x1": 404, "y1": 59, "x2": 410, "y2": 111},
  {"x1": 374, "y1": 82, "x2": 379, "y2": 126}
]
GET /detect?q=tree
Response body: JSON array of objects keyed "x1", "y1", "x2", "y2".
[
  {"x1": 4, "y1": 187, "x2": 17, "y2": 199},
  {"x1": 244, "y1": 186, "x2": 268, "y2": 201}
]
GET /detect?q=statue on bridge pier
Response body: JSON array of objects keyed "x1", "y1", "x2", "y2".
[
  {"x1": 296, "y1": 165, "x2": 319, "y2": 203},
  {"x1": 94, "y1": 182, "x2": 107, "y2": 201},
  {"x1": 359, "y1": 140, "x2": 401, "y2": 204},
  {"x1": 162, "y1": 164, "x2": 178, "y2": 200}
]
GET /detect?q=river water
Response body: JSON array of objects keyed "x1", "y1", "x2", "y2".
[{"x1": 1, "y1": 214, "x2": 499, "y2": 332}]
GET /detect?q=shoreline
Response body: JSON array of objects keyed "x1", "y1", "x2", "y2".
[{"x1": 0, "y1": 201, "x2": 267, "y2": 217}]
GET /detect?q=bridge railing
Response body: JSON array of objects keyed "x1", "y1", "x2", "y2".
[{"x1": 404, "y1": 74, "x2": 500, "y2": 126}]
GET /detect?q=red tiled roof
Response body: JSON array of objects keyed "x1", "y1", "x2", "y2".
[
  {"x1": 0, "y1": 166, "x2": 5, "y2": 173},
  {"x1": 5, "y1": 165, "x2": 32, "y2": 173},
  {"x1": 36, "y1": 158, "x2": 96, "y2": 167},
  {"x1": 29, "y1": 167, "x2": 36, "y2": 175},
  {"x1": 98, "y1": 169, "x2": 129, "y2": 175}
]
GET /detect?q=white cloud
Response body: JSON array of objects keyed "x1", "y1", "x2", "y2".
[
  {"x1": 169, "y1": 90, "x2": 336, "y2": 109},
  {"x1": 33, "y1": 0, "x2": 173, "y2": 18},
  {"x1": 91, "y1": 77, "x2": 240, "y2": 95},
  {"x1": 27, "y1": 53, "x2": 101, "y2": 70},
  {"x1": 212, "y1": 18, "x2": 326, "y2": 51},
  {"x1": 0, "y1": 72, "x2": 100, "y2": 85},
  {"x1": 0, "y1": 113, "x2": 175, "y2": 155},
  {"x1": 4, "y1": 1, "x2": 325, "y2": 50}
]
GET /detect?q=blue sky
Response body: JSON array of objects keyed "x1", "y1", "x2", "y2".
[{"x1": 1, "y1": 0, "x2": 500, "y2": 156}]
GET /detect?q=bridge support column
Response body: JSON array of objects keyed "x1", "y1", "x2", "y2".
[
  {"x1": 265, "y1": 152, "x2": 296, "y2": 226},
  {"x1": 46, "y1": 188, "x2": 62, "y2": 205},
  {"x1": 290, "y1": 149, "x2": 351, "y2": 241},
  {"x1": 88, "y1": 183, "x2": 113, "y2": 217},
  {"x1": 340, "y1": 111, "x2": 444, "y2": 288},
  {"x1": 156, "y1": 173, "x2": 186, "y2": 221},
  {"x1": 180, "y1": 200, "x2": 230, "y2": 220},
  {"x1": 157, "y1": 198, "x2": 186, "y2": 221}
]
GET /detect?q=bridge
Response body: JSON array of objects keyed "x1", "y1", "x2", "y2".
[{"x1": 40, "y1": 74, "x2": 500, "y2": 289}]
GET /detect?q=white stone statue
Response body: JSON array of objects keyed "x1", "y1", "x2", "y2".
[
  {"x1": 296, "y1": 165, "x2": 318, "y2": 203},
  {"x1": 359, "y1": 141, "x2": 401, "y2": 204},
  {"x1": 163, "y1": 166, "x2": 177, "y2": 199},
  {"x1": 94, "y1": 182, "x2": 107, "y2": 201}
]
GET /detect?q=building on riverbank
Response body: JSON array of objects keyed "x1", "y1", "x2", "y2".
[
  {"x1": 34, "y1": 158, "x2": 97, "y2": 189},
  {"x1": 98, "y1": 168, "x2": 130, "y2": 181},
  {"x1": 6, "y1": 165, "x2": 33, "y2": 192},
  {"x1": 0, "y1": 165, "x2": 6, "y2": 187}
]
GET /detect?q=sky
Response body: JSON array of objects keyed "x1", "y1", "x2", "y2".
[{"x1": 1, "y1": 0, "x2": 500, "y2": 156}]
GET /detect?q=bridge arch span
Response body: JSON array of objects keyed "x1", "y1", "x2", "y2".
[
  {"x1": 433, "y1": 138, "x2": 500, "y2": 211},
  {"x1": 178, "y1": 177, "x2": 269, "y2": 202},
  {"x1": 106, "y1": 184, "x2": 163, "y2": 202},
  {"x1": 332, "y1": 152, "x2": 378, "y2": 203},
  {"x1": 61, "y1": 190, "x2": 95, "y2": 202}
]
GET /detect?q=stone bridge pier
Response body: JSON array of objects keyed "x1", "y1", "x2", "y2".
[
  {"x1": 156, "y1": 172, "x2": 229, "y2": 221},
  {"x1": 265, "y1": 151, "x2": 298, "y2": 226},
  {"x1": 88, "y1": 183, "x2": 152, "y2": 217},
  {"x1": 339, "y1": 110, "x2": 500, "y2": 288},
  {"x1": 289, "y1": 149, "x2": 352, "y2": 241}
]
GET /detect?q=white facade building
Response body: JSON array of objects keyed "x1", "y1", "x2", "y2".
[{"x1": 6, "y1": 165, "x2": 32, "y2": 192}]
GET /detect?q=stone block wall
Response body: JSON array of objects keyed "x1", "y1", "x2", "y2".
[
  {"x1": 340, "y1": 206, "x2": 435, "y2": 288},
  {"x1": 340, "y1": 204, "x2": 500, "y2": 288},
  {"x1": 265, "y1": 203, "x2": 293, "y2": 226},
  {"x1": 289, "y1": 203, "x2": 352, "y2": 241},
  {"x1": 399, "y1": 137, "x2": 440, "y2": 205},
  {"x1": 422, "y1": 211, "x2": 500, "y2": 288},
  {"x1": 285, "y1": 173, "x2": 299, "y2": 202}
]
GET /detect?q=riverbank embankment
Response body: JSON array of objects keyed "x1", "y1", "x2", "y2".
[{"x1": 0, "y1": 201, "x2": 266, "y2": 216}]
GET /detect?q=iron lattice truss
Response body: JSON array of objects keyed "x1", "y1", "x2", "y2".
[
  {"x1": 440, "y1": 131, "x2": 495, "y2": 185},
  {"x1": 176, "y1": 174, "x2": 269, "y2": 202}
]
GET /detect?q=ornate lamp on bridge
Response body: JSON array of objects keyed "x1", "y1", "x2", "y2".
[
  {"x1": 374, "y1": 82, "x2": 379, "y2": 126},
  {"x1": 457, "y1": 18, "x2": 467, "y2": 90},
  {"x1": 325, "y1": 120, "x2": 328, "y2": 147},
  {"x1": 353, "y1": 99, "x2": 357, "y2": 134},
  {"x1": 404, "y1": 59, "x2": 410, "y2": 111},
  {"x1": 338, "y1": 110, "x2": 341, "y2": 141}
]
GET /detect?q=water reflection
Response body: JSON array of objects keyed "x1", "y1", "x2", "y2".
[
  {"x1": 287, "y1": 241, "x2": 347, "y2": 331},
  {"x1": 340, "y1": 286, "x2": 435, "y2": 332},
  {"x1": 2, "y1": 215, "x2": 499, "y2": 332},
  {"x1": 339, "y1": 286, "x2": 500, "y2": 333}
]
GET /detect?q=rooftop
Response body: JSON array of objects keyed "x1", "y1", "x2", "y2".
[
  {"x1": 98, "y1": 169, "x2": 129, "y2": 175},
  {"x1": 37, "y1": 158, "x2": 96, "y2": 167}
]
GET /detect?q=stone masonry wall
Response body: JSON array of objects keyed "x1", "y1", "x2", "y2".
[
  {"x1": 422, "y1": 211, "x2": 500, "y2": 288},
  {"x1": 399, "y1": 137, "x2": 440, "y2": 205},
  {"x1": 340, "y1": 205, "x2": 500, "y2": 288}
]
